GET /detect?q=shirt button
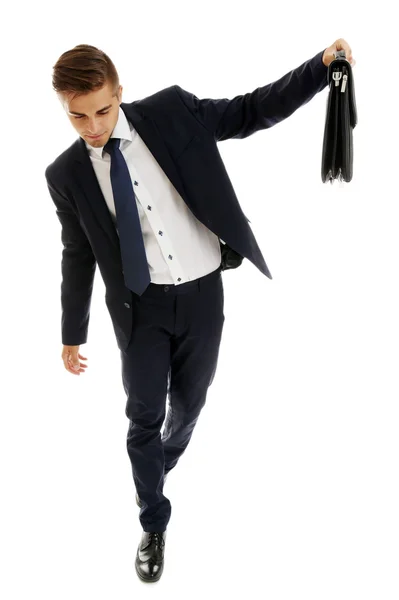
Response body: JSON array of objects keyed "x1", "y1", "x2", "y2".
[
  {"x1": 124, "y1": 302, "x2": 130, "y2": 308},
  {"x1": 158, "y1": 231, "x2": 163, "y2": 236},
  {"x1": 147, "y1": 205, "x2": 152, "y2": 210},
  {"x1": 178, "y1": 278, "x2": 181, "y2": 282},
  {"x1": 134, "y1": 181, "x2": 138, "y2": 186}
]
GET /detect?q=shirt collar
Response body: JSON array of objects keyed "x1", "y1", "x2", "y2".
[{"x1": 84, "y1": 106, "x2": 133, "y2": 158}]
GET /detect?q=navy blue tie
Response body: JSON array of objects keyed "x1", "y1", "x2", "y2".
[{"x1": 104, "y1": 137, "x2": 151, "y2": 296}]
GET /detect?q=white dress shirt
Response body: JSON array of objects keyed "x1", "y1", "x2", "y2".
[{"x1": 84, "y1": 107, "x2": 222, "y2": 285}]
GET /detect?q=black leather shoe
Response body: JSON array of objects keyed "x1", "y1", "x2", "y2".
[
  {"x1": 135, "y1": 530, "x2": 166, "y2": 582},
  {"x1": 136, "y1": 473, "x2": 168, "y2": 508}
]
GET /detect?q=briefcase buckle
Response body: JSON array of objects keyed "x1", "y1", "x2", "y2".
[{"x1": 332, "y1": 71, "x2": 342, "y2": 86}]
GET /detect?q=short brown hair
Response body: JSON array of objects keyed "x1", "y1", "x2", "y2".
[{"x1": 52, "y1": 43, "x2": 120, "y2": 101}]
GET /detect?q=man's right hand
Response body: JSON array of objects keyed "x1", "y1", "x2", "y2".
[{"x1": 61, "y1": 345, "x2": 88, "y2": 376}]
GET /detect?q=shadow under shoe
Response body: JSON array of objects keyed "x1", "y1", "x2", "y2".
[
  {"x1": 136, "y1": 473, "x2": 168, "y2": 509},
  {"x1": 135, "y1": 530, "x2": 166, "y2": 582}
]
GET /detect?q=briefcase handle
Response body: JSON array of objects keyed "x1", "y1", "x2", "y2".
[{"x1": 333, "y1": 49, "x2": 347, "y2": 60}]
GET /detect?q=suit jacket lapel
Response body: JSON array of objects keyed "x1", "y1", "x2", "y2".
[{"x1": 72, "y1": 103, "x2": 187, "y2": 248}]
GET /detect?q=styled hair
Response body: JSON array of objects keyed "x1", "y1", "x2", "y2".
[{"x1": 51, "y1": 44, "x2": 120, "y2": 102}]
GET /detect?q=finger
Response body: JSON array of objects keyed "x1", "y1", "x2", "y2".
[
  {"x1": 70, "y1": 355, "x2": 88, "y2": 366},
  {"x1": 63, "y1": 359, "x2": 81, "y2": 375},
  {"x1": 68, "y1": 356, "x2": 81, "y2": 372},
  {"x1": 78, "y1": 354, "x2": 88, "y2": 360},
  {"x1": 67, "y1": 366, "x2": 81, "y2": 375},
  {"x1": 73, "y1": 358, "x2": 88, "y2": 368},
  {"x1": 67, "y1": 367, "x2": 81, "y2": 375},
  {"x1": 337, "y1": 38, "x2": 350, "y2": 50},
  {"x1": 67, "y1": 361, "x2": 86, "y2": 374},
  {"x1": 336, "y1": 39, "x2": 351, "y2": 57}
]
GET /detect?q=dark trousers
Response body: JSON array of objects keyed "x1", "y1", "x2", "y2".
[{"x1": 120, "y1": 264, "x2": 225, "y2": 532}]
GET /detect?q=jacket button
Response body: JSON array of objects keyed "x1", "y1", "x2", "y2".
[
  {"x1": 124, "y1": 302, "x2": 130, "y2": 308},
  {"x1": 164, "y1": 286, "x2": 169, "y2": 292}
]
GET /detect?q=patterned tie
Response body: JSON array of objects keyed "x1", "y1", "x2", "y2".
[{"x1": 104, "y1": 137, "x2": 151, "y2": 296}]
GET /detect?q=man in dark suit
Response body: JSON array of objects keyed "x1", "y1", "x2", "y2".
[{"x1": 45, "y1": 38, "x2": 354, "y2": 582}]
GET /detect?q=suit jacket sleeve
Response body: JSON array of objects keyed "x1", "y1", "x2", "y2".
[
  {"x1": 45, "y1": 171, "x2": 96, "y2": 346},
  {"x1": 173, "y1": 49, "x2": 329, "y2": 141}
]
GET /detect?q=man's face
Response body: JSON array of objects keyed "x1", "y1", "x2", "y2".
[{"x1": 60, "y1": 81, "x2": 123, "y2": 148}]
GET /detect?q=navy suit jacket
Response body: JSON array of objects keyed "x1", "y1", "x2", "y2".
[{"x1": 45, "y1": 49, "x2": 328, "y2": 351}]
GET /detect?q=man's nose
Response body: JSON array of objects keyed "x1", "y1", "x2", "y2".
[{"x1": 87, "y1": 118, "x2": 101, "y2": 131}]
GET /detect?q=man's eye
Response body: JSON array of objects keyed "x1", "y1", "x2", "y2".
[{"x1": 74, "y1": 111, "x2": 109, "y2": 120}]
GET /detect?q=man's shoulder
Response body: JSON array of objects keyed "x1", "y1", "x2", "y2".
[
  {"x1": 127, "y1": 84, "x2": 180, "y2": 112},
  {"x1": 45, "y1": 139, "x2": 81, "y2": 183}
]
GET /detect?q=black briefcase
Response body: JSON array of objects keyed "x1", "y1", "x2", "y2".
[{"x1": 321, "y1": 49, "x2": 358, "y2": 183}]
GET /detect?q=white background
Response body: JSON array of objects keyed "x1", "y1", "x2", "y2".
[{"x1": 1, "y1": 1, "x2": 398, "y2": 598}]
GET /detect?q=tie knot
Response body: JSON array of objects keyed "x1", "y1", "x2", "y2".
[{"x1": 104, "y1": 137, "x2": 120, "y2": 156}]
